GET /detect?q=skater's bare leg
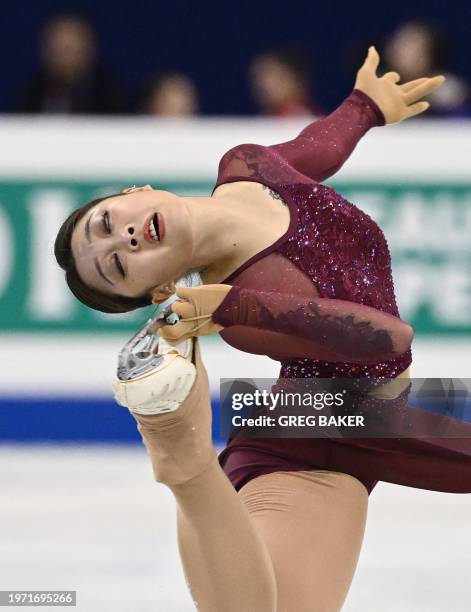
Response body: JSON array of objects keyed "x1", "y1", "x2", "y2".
[
  {"x1": 134, "y1": 340, "x2": 276, "y2": 612},
  {"x1": 174, "y1": 460, "x2": 277, "y2": 612}
]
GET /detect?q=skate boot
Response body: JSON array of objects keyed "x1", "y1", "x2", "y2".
[
  {"x1": 112, "y1": 271, "x2": 202, "y2": 416},
  {"x1": 132, "y1": 336, "x2": 217, "y2": 485}
]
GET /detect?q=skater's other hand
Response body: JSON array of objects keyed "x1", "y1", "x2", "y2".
[
  {"x1": 159, "y1": 284, "x2": 231, "y2": 344},
  {"x1": 354, "y1": 46, "x2": 445, "y2": 124}
]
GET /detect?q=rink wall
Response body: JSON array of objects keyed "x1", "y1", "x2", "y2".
[{"x1": 0, "y1": 116, "x2": 470, "y2": 442}]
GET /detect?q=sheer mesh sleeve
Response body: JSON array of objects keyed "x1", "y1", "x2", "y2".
[
  {"x1": 212, "y1": 285, "x2": 413, "y2": 364},
  {"x1": 268, "y1": 89, "x2": 385, "y2": 182}
]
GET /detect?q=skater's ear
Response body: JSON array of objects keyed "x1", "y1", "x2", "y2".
[
  {"x1": 121, "y1": 184, "x2": 153, "y2": 194},
  {"x1": 151, "y1": 281, "x2": 177, "y2": 304}
]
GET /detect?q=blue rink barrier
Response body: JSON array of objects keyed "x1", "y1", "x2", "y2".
[
  {"x1": 2, "y1": 392, "x2": 469, "y2": 444},
  {"x1": 0, "y1": 397, "x2": 225, "y2": 444}
]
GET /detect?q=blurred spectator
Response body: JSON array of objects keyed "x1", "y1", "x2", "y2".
[
  {"x1": 14, "y1": 13, "x2": 123, "y2": 114},
  {"x1": 249, "y1": 47, "x2": 322, "y2": 117},
  {"x1": 384, "y1": 21, "x2": 470, "y2": 118},
  {"x1": 139, "y1": 72, "x2": 200, "y2": 116}
]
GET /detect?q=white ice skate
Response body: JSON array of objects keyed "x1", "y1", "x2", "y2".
[{"x1": 112, "y1": 271, "x2": 202, "y2": 416}]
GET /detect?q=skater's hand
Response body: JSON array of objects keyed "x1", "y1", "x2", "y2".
[
  {"x1": 354, "y1": 46, "x2": 445, "y2": 124},
  {"x1": 159, "y1": 284, "x2": 231, "y2": 344}
]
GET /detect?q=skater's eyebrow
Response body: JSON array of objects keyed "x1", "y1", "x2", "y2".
[
  {"x1": 83, "y1": 214, "x2": 114, "y2": 286},
  {"x1": 85, "y1": 214, "x2": 92, "y2": 243}
]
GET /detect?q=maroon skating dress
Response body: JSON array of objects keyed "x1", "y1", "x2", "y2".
[{"x1": 210, "y1": 89, "x2": 471, "y2": 495}]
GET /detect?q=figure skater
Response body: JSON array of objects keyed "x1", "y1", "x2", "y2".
[{"x1": 54, "y1": 48, "x2": 467, "y2": 611}]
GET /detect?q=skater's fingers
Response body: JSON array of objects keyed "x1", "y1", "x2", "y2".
[
  {"x1": 360, "y1": 46, "x2": 380, "y2": 74},
  {"x1": 404, "y1": 75, "x2": 445, "y2": 104},
  {"x1": 171, "y1": 300, "x2": 195, "y2": 319},
  {"x1": 159, "y1": 320, "x2": 194, "y2": 343},
  {"x1": 399, "y1": 77, "x2": 428, "y2": 93},
  {"x1": 175, "y1": 286, "x2": 199, "y2": 300},
  {"x1": 382, "y1": 71, "x2": 400, "y2": 83},
  {"x1": 404, "y1": 100, "x2": 430, "y2": 119}
]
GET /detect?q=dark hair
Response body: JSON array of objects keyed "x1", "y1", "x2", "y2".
[{"x1": 54, "y1": 193, "x2": 152, "y2": 314}]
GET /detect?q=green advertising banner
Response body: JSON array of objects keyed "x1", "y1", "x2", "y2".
[{"x1": 1, "y1": 180, "x2": 470, "y2": 335}]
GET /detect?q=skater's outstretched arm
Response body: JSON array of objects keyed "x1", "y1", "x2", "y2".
[
  {"x1": 268, "y1": 47, "x2": 445, "y2": 182},
  {"x1": 268, "y1": 89, "x2": 385, "y2": 182}
]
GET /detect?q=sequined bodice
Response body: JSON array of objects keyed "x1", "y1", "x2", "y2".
[
  {"x1": 274, "y1": 181, "x2": 411, "y2": 378},
  {"x1": 211, "y1": 90, "x2": 413, "y2": 379}
]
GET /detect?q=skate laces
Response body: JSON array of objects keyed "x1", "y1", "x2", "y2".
[{"x1": 166, "y1": 314, "x2": 213, "y2": 342}]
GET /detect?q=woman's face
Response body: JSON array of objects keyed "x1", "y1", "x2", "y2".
[{"x1": 70, "y1": 187, "x2": 194, "y2": 300}]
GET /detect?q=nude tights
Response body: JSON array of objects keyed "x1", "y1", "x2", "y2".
[{"x1": 172, "y1": 464, "x2": 368, "y2": 611}]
